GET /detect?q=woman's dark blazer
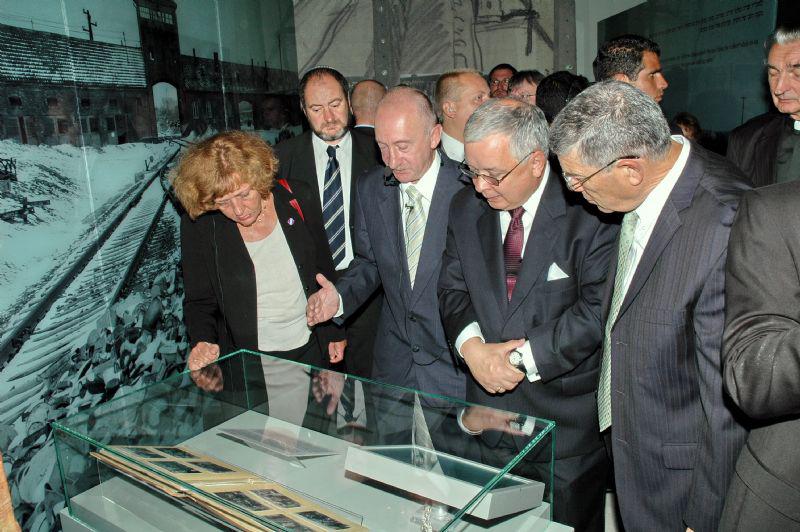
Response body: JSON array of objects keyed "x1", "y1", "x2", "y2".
[{"x1": 180, "y1": 179, "x2": 342, "y2": 362}]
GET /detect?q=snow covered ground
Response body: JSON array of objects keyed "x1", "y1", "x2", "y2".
[{"x1": 0, "y1": 140, "x2": 174, "y2": 321}]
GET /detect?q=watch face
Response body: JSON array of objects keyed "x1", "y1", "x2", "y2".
[{"x1": 509, "y1": 350, "x2": 523, "y2": 367}]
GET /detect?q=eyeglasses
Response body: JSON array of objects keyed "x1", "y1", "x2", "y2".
[
  {"x1": 562, "y1": 155, "x2": 639, "y2": 191},
  {"x1": 490, "y1": 78, "x2": 511, "y2": 86},
  {"x1": 459, "y1": 151, "x2": 535, "y2": 186},
  {"x1": 511, "y1": 93, "x2": 535, "y2": 102}
]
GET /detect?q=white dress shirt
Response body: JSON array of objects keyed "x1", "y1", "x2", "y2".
[
  {"x1": 312, "y1": 131, "x2": 354, "y2": 269},
  {"x1": 398, "y1": 152, "x2": 440, "y2": 228},
  {"x1": 616, "y1": 136, "x2": 691, "y2": 301},
  {"x1": 335, "y1": 152, "x2": 441, "y2": 317},
  {"x1": 440, "y1": 131, "x2": 465, "y2": 163},
  {"x1": 455, "y1": 164, "x2": 552, "y2": 382}
]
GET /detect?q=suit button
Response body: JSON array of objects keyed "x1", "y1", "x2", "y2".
[
  {"x1": 303, "y1": 285, "x2": 309, "y2": 291},
  {"x1": 408, "y1": 314, "x2": 416, "y2": 322},
  {"x1": 412, "y1": 345, "x2": 420, "y2": 352},
  {"x1": 297, "y1": 264, "x2": 303, "y2": 271}
]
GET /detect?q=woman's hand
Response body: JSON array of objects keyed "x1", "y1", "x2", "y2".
[
  {"x1": 328, "y1": 339, "x2": 347, "y2": 364},
  {"x1": 188, "y1": 341, "x2": 220, "y2": 371}
]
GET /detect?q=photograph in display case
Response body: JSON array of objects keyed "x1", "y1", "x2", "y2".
[
  {"x1": 251, "y1": 488, "x2": 303, "y2": 509},
  {"x1": 90, "y1": 446, "x2": 366, "y2": 531},
  {"x1": 215, "y1": 490, "x2": 273, "y2": 512},
  {"x1": 265, "y1": 513, "x2": 317, "y2": 531},
  {"x1": 201, "y1": 483, "x2": 366, "y2": 531},
  {"x1": 110, "y1": 445, "x2": 254, "y2": 483}
]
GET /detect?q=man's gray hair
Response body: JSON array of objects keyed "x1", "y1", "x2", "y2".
[
  {"x1": 464, "y1": 98, "x2": 549, "y2": 160},
  {"x1": 766, "y1": 26, "x2": 800, "y2": 53},
  {"x1": 549, "y1": 80, "x2": 671, "y2": 167}
]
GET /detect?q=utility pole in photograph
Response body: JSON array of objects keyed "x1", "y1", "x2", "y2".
[{"x1": 82, "y1": 9, "x2": 97, "y2": 41}]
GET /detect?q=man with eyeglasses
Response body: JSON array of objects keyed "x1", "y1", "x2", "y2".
[
  {"x1": 438, "y1": 98, "x2": 618, "y2": 531},
  {"x1": 488, "y1": 63, "x2": 517, "y2": 98},
  {"x1": 550, "y1": 80, "x2": 750, "y2": 532}
]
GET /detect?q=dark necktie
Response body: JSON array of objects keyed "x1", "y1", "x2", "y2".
[
  {"x1": 340, "y1": 378, "x2": 356, "y2": 423},
  {"x1": 322, "y1": 145, "x2": 346, "y2": 267},
  {"x1": 503, "y1": 207, "x2": 525, "y2": 301}
]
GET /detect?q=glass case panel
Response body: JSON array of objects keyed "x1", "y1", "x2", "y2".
[{"x1": 53, "y1": 350, "x2": 556, "y2": 531}]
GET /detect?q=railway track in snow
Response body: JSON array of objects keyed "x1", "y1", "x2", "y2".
[{"x1": 0, "y1": 148, "x2": 181, "y2": 425}]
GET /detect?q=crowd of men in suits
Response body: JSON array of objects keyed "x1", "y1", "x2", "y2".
[{"x1": 274, "y1": 27, "x2": 800, "y2": 532}]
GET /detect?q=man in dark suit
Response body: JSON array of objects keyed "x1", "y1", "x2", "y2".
[
  {"x1": 727, "y1": 27, "x2": 800, "y2": 187},
  {"x1": 305, "y1": 86, "x2": 466, "y2": 399},
  {"x1": 437, "y1": 98, "x2": 617, "y2": 531},
  {"x1": 719, "y1": 182, "x2": 800, "y2": 530},
  {"x1": 274, "y1": 67, "x2": 383, "y2": 378},
  {"x1": 550, "y1": 80, "x2": 750, "y2": 532}
]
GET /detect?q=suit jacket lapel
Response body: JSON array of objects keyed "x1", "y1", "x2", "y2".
[
  {"x1": 409, "y1": 164, "x2": 457, "y2": 306},
  {"x1": 213, "y1": 214, "x2": 257, "y2": 347},
  {"x1": 350, "y1": 130, "x2": 380, "y2": 226},
  {"x1": 377, "y1": 182, "x2": 408, "y2": 302},
  {"x1": 477, "y1": 203, "x2": 508, "y2": 317},
  {"x1": 613, "y1": 151, "x2": 700, "y2": 324},
  {"x1": 506, "y1": 178, "x2": 565, "y2": 319},
  {"x1": 753, "y1": 117, "x2": 784, "y2": 187},
  {"x1": 294, "y1": 132, "x2": 321, "y2": 211},
  {"x1": 272, "y1": 187, "x2": 306, "y2": 266}
]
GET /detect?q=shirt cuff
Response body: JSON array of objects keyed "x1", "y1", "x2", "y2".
[
  {"x1": 518, "y1": 340, "x2": 541, "y2": 382},
  {"x1": 515, "y1": 415, "x2": 537, "y2": 436},
  {"x1": 335, "y1": 293, "x2": 344, "y2": 318},
  {"x1": 455, "y1": 322, "x2": 485, "y2": 358},
  {"x1": 457, "y1": 408, "x2": 483, "y2": 435}
]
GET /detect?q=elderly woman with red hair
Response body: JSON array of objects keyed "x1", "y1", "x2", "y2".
[{"x1": 172, "y1": 131, "x2": 344, "y2": 372}]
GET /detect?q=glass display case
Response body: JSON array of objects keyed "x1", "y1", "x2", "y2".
[{"x1": 53, "y1": 350, "x2": 560, "y2": 531}]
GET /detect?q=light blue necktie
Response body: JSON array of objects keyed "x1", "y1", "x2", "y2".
[
  {"x1": 404, "y1": 185, "x2": 425, "y2": 288},
  {"x1": 598, "y1": 211, "x2": 639, "y2": 431}
]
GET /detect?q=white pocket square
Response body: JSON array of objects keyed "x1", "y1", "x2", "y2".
[{"x1": 546, "y1": 263, "x2": 569, "y2": 281}]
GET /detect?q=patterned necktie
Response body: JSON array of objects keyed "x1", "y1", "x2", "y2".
[
  {"x1": 503, "y1": 207, "x2": 525, "y2": 301},
  {"x1": 598, "y1": 211, "x2": 639, "y2": 431},
  {"x1": 404, "y1": 185, "x2": 426, "y2": 288},
  {"x1": 322, "y1": 145, "x2": 346, "y2": 267}
]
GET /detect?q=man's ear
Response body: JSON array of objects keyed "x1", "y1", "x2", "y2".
[
  {"x1": 619, "y1": 158, "x2": 644, "y2": 187},
  {"x1": 612, "y1": 73, "x2": 632, "y2": 84},
  {"x1": 429, "y1": 123, "x2": 443, "y2": 150},
  {"x1": 529, "y1": 150, "x2": 547, "y2": 177},
  {"x1": 443, "y1": 101, "x2": 456, "y2": 119}
]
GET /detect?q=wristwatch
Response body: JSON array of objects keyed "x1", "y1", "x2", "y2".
[{"x1": 508, "y1": 349, "x2": 526, "y2": 372}]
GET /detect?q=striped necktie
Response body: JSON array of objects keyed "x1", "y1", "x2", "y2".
[
  {"x1": 598, "y1": 211, "x2": 639, "y2": 431},
  {"x1": 503, "y1": 207, "x2": 525, "y2": 301},
  {"x1": 404, "y1": 185, "x2": 425, "y2": 288},
  {"x1": 322, "y1": 145, "x2": 346, "y2": 267}
]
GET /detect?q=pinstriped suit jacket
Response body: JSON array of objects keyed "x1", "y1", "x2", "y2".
[{"x1": 605, "y1": 146, "x2": 750, "y2": 532}]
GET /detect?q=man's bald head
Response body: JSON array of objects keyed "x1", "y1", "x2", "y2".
[
  {"x1": 350, "y1": 80, "x2": 386, "y2": 126},
  {"x1": 374, "y1": 86, "x2": 441, "y2": 183},
  {"x1": 377, "y1": 86, "x2": 438, "y2": 132}
]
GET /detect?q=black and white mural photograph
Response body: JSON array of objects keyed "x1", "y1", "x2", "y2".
[{"x1": 0, "y1": 0, "x2": 301, "y2": 529}]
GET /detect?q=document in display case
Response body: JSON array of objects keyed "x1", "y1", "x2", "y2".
[{"x1": 53, "y1": 350, "x2": 559, "y2": 531}]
